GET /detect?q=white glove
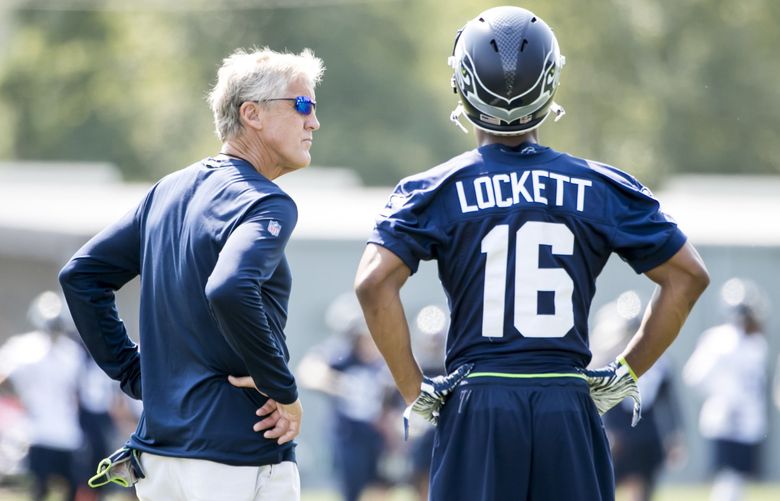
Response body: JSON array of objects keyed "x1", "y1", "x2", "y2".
[
  {"x1": 403, "y1": 363, "x2": 473, "y2": 439},
  {"x1": 584, "y1": 356, "x2": 642, "y2": 426}
]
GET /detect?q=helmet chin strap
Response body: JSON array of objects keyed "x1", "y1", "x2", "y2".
[{"x1": 449, "y1": 103, "x2": 470, "y2": 134}]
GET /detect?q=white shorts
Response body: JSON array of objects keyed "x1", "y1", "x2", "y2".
[{"x1": 135, "y1": 452, "x2": 300, "y2": 501}]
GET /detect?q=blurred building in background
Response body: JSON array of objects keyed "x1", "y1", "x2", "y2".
[{"x1": 1, "y1": 163, "x2": 780, "y2": 490}]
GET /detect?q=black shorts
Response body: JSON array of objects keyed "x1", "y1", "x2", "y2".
[
  {"x1": 331, "y1": 418, "x2": 386, "y2": 499},
  {"x1": 712, "y1": 439, "x2": 760, "y2": 476},
  {"x1": 27, "y1": 445, "x2": 80, "y2": 488},
  {"x1": 604, "y1": 406, "x2": 664, "y2": 482}
]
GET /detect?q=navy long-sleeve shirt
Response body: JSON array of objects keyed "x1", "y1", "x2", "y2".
[{"x1": 59, "y1": 155, "x2": 298, "y2": 466}]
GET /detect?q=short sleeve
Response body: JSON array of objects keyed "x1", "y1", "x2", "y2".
[
  {"x1": 368, "y1": 183, "x2": 447, "y2": 274},
  {"x1": 610, "y1": 185, "x2": 687, "y2": 274}
]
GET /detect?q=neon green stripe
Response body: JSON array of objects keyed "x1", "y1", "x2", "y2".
[
  {"x1": 617, "y1": 356, "x2": 638, "y2": 382},
  {"x1": 467, "y1": 371, "x2": 587, "y2": 381}
]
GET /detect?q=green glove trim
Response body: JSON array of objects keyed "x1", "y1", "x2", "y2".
[{"x1": 617, "y1": 356, "x2": 638, "y2": 382}]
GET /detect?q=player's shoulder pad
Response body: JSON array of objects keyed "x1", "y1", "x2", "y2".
[
  {"x1": 397, "y1": 150, "x2": 480, "y2": 194},
  {"x1": 579, "y1": 157, "x2": 656, "y2": 199},
  {"x1": 381, "y1": 150, "x2": 481, "y2": 215}
]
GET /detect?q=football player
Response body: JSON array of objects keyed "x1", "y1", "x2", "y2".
[
  {"x1": 684, "y1": 278, "x2": 770, "y2": 501},
  {"x1": 355, "y1": 6, "x2": 709, "y2": 500}
]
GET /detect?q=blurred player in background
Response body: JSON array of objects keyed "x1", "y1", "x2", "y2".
[
  {"x1": 297, "y1": 293, "x2": 398, "y2": 501},
  {"x1": 76, "y1": 349, "x2": 125, "y2": 500},
  {"x1": 406, "y1": 305, "x2": 447, "y2": 501},
  {"x1": 684, "y1": 278, "x2": 770, "y2": 501},
  {"x1": 59, "y1": 47, "x2": 324, "y2": 501},
  {"x1": 355, "y1": 5, "x2": 709, "y2": 500},
  {"x1": 774, "y1": 354, "x2": 780, "y2": 414},
  {"x1": 590, "y1": 291, "x2": 685, "y2": 501},
  {"x1": 0, "y1": 292, "x2": 86, "y2": 501}
]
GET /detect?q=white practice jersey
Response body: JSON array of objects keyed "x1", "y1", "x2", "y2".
[
  {"x1": 684, "y1": 323, "x2": 768, "y2": 443},
  {"x1": 1, "y1": 331, "x2": 84, "y2": 450}
]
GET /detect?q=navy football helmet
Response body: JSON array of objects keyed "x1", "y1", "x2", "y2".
[{"x1": 449, "y1": 6, "x2": 566, "y2": 135}]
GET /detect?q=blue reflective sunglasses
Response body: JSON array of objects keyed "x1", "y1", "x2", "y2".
[{"x1": 261, "y1": 96, "x2": 316, "y2": 115}]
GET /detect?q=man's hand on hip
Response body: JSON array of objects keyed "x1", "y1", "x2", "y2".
[
  {"x1": 404, "y1": 363, "x2": 473, "y2": 436},
  {"x1": 583, "y1": 357, "x2": 642, "y2": 426},
  {"x1": 228, "y1": 375, "x2": 303, "y2": 444}
]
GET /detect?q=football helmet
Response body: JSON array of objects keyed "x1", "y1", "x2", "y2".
[
  {"x1": 449, "y1": 6, "x2": 566, "y2": 135},
  {"x1": 720, "y1": 277, "x2": 770, "y2": 323},
  {"x1": 27, "y1": 290, "x2": 78, "y2": 335}
]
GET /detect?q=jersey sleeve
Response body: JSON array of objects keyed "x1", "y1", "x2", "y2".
[
  {"x1": 58, "y1": 202, "x2": 143, "y2": 399},
  {"x1": 608, "y1": 183, "x2": 687, "y2": 274},
  {"x1": 369, "y1": 183, "x2": 447, "y2": 274},
  {"x1": 204, "y1": 195, "x2": 299, "y2": 404}
]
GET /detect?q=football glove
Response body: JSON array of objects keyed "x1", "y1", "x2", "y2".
[
  {"x1": 88, "y1": 446, "x2": 145, "y2": 489},
  {"x1": 583, "y1": 356, "x2": 642, "y2": 426},
  {"x1": 403, "y1": 363, "x2": 473, "y2": 439}
]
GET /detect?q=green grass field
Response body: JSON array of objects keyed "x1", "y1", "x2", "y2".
[
  {"x1": 301, "y1": 484, "x2": 780, "y2": 501},
  {"x1": 304, "y1": 484, "x2": 780, "y2": 501},
  {"x1": 2, "y1": 483, "x2": 780, "y2": 501}
]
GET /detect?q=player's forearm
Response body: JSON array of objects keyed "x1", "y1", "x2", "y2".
[
  {"x1": 362, "y1": 296, "x2": 422, "y2": 404},
  {"x1": 621, "y1": 292, "x2": 688, "y2": 377},
  {"x1": 621, "y1": 244, "x2": 709, "y2": 376},
  {"x1": 355, "y1": 278, "x2": 422, "y2": 405}
]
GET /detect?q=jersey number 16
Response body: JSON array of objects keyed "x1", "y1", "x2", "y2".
[{"x1": 481, "y1": 221, "x2": 574, "y2": 339}]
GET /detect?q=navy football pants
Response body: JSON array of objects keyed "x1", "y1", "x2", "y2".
[{"x1": 430, "y1": 376, "x2": 614, "y2": 501}]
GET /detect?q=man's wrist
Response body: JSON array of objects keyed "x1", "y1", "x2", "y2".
[
  {"x1": 403, "y1": 384, "x2": 422, "y2": 406},
  {"x1": 399, "y1": 373, "x2": 424, "y2": 405},
  {"x1": 617, "y1": 356, "x2": 638, "y2": 381}
]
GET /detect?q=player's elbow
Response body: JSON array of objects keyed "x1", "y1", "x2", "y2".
[
  {"x1": 354, "y1": 264, "x2": 404, "y2": 305},
  {"x1": 673, "y1": 259, "x2": 710, "y2": 310},
  {"x1": 689, "y1": 262, "x2": 710, "y2": 298},
  {"x1": 354, "y1": 271, "x2": 384, "y2": 309},
  {"x1": 651, "y1": 243, "x2": 710, "y2": 304},
  {"x1": 680, "y1": 254, "x2": 710, "y2": 301}
]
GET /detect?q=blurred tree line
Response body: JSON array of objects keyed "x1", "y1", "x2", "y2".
[{"x1": 0, "y1": 0, "x2": 777, "y2": 187}]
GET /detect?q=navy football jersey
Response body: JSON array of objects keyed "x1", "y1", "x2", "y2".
[{"x1": 370, "y1": 143, "x2": 686, "y2": 374}]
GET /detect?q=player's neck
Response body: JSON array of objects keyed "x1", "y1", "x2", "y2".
[{"x1": 475, "y1": 129, "x2": 538, "y2": 148}]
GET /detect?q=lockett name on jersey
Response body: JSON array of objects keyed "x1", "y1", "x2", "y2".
[{"x1": 455, "y1": 169, "x2": 593, "y2": 214}]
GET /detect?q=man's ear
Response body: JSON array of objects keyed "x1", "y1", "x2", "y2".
[{"x1": 239, "y1": 101, "x2": 263, "y2": 131}]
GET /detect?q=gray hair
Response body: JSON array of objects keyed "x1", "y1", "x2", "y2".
[{"x1": 207, "y1": 47, "x2": 325, "y2": 142}]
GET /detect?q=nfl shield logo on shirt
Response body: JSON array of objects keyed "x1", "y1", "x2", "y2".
[{"x1": 267, "y1": 220, "x2": 282, "y2": 237}]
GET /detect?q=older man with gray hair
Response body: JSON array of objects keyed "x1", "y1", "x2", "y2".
[{"x1": 59, "y1": 47, "x2": 324, "y2": 500}]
